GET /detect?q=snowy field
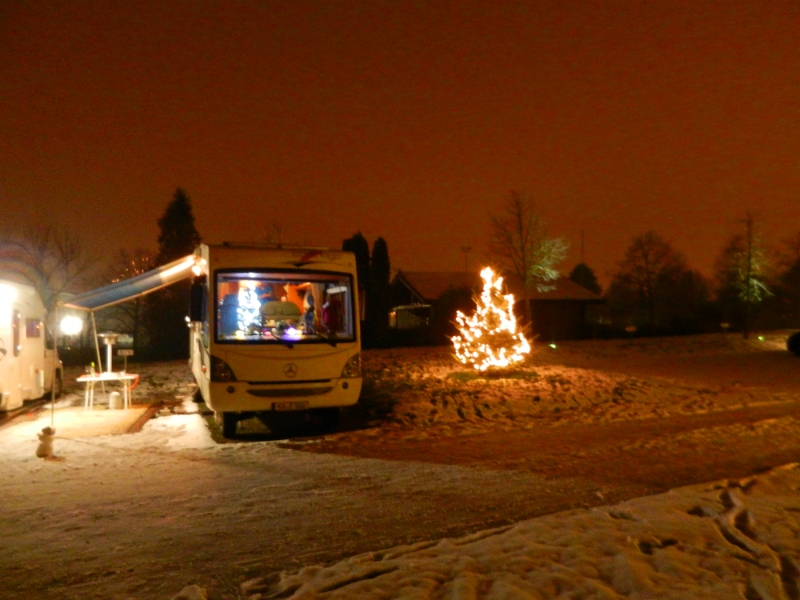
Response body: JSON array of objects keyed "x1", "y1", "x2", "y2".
[
  {"x1": 238, "y1": 464, "x2": 800, "y2": 600},
  {"x1": 2, "y1": 332, "x2": 799, "y2": 599},
  {"x1": 347, "y1": 330, "x2": 797, "y2": 437}
]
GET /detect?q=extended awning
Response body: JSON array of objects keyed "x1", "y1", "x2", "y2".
[{"x1": 59, "y1": 254, "x2": 197, "y2": 312}]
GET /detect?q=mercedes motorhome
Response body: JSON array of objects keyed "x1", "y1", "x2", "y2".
[{"x1": 188, "y1": 244, "x2": 362, "y2": 437}]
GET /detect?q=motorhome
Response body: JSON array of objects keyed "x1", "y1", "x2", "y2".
[
  {"x1": 188, "y1": 243, "x2": 362, "y2": 437},
  {"x1": 0, "y1": 279, "x2": 63, "y2": 411}
]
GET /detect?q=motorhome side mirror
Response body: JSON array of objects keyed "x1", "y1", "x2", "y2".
[{"x1": 189, "y1": 280, "x2": 206, "y2": 322}]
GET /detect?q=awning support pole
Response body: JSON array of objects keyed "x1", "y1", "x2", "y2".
[
  {"x1": 50, "y1": 305, "x2": 57, "y2": 429},
  {"x1": 90, "y1": 312, "x2": 106, "y2": 399}
]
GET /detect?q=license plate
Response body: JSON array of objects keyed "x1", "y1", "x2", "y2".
[{"x1": 273, "y1": 401, "x2": 309, "y2": 411}]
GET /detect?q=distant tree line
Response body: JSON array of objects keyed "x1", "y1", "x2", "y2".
[
  {"x1": 483, "y1": 194, "x2": 793, "y2": 340},
  {"x1": 342, "y1": 199, "x2": 800, "y2": 346},
  {"x1": 597, "y1": 213, "x2": 792, "y2": 339},
  {"x1": 5, "y1": 188, "x2": 799, "y2": 360}
]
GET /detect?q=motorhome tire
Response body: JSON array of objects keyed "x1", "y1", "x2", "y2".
[
  {"x1": 192, "y1": 388, "x2": 203, "y2": 403},
  {"x1": 788, "y1": 332, "x2": 800, "y2": 356},
  {"x1": 221, "y1": 412, "x2": 237, "y2": 438}
]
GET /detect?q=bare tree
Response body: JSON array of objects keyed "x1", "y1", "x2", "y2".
[
  {"x1": 611, "y1": 231, "x2": 688, "y2": 331},
  {"x1": 97, "y1": 249, "x2": 156, "y2": 350},
  {"x1": 488, "y1": 191, "x2": 568, "y2": 324},
  {"x1": 0, "y1": 220, "x2": 97, "y2": 310},
  {"x1": 715, "y1": 212, "x2": 772, "y2": 339}
]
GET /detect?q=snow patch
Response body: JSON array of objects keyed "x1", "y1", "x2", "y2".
[{"x1": 242, "y1": 465, "x2": 800, "y2": 599}]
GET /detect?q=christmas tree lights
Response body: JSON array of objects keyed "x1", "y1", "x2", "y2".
[
  {"x1": 452, "y1": 267, "x2": 531, "y2": 371},
  {"x1": 237, "y1": 283, "x2": 261, "y2": 333}
]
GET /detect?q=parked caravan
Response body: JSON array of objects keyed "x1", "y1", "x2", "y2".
[
  {"x1": 188, "y1": 244, "x2": 362, "y2": 437},
  {"x1": 0, "y1": 280, "x2": 63, "y2": 411}
]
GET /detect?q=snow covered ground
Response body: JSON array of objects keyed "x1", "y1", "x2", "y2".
[
  {"x1": 349, "y1": 330, "x2": 796, "y2": 439},
  {"x1": 239, "y1": 464, "x2": 800, "y2": 600},
  {"x1": 2, "y1": 332, "x2": 800, "y2": 599}
]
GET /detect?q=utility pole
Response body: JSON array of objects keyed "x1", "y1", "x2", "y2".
[{"x1": 461, "y1": 246, "x2": 472, "y2": 271}]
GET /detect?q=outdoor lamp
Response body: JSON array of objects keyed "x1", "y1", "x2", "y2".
[{"x1": 60, "y1": 315, "x2": 84, "y2": 336}]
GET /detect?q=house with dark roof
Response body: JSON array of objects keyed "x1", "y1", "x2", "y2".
[
  {"x1": 390, "y1": 271, "x2": 478, "y2": 308},
  {"x1": 505, "y1": 277, "x2": 605, "y2": 341},
  {"x1": 388, "y1": 271, "x2": 477, "y2": 343},
  {"x1": 390, "y1": 270, "x2": 603, "y2": 343}
]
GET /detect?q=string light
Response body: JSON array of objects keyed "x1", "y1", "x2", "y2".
[
  {"x1": 452, "y1": 267, "x2": 531, "y2": 371},
  {"x1": 237, "y1": 282, "x2": 260, "y2": 332}
]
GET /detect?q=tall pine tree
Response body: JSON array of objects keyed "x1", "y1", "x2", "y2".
[
  {"x1": 342, "y1": 232, "x2": 370, "y2": 328},
  {"x1": 146, "y1": 189, "x2": 202, "y2": 358},
  {"x1": 569, "y1": 262, "x2": 602, "y2": 295},
  {"x1": 367, "y1": 237, "x2": 391, "y2": 348},
  {"x1": 156, "y1": 189, "x2": 202, "y2": 264}
]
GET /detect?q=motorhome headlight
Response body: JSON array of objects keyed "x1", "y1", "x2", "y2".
[
  {"x1": 210, "y1": 355, "x2": 236, "y2": 382},
  {"x1": 340, "y1": 353, "x2": 361, "y2": 378}
]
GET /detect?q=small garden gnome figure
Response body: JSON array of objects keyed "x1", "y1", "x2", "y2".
[{"x1": 36, "y1": 426, "x2": 56, "y2": 459}]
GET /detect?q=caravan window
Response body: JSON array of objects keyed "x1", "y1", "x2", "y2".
[
  {"x1": 214, "y1": 270, "x2": 356, "y2": 344},
  {"x1": 26, "y1": 319, "x2": 42, "y2": 338}
]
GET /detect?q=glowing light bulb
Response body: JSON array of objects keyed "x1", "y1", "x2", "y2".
[{"x1": 60, "y1": 315, "x2": 84, "y2": 335}]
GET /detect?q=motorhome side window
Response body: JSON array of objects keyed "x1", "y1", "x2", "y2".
[{"x1": 215, "y1": 271, "x2": 356, "y2": 344}]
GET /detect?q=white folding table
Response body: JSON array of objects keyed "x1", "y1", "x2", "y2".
[{"x1": 76, "y1": 372, "x2": 139, "y2": 410}]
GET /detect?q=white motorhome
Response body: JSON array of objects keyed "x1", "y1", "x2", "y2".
[
  {"x1": 0, "y1": 280, "x2": 63, "y2": 411},
  {"x1": 188, "y1": 243, "x2": 362, "y2": 437}
]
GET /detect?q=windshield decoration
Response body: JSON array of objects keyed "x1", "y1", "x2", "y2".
[
  {"x1": 237, "y1": 282, "x2": 261, "y2": 332},
  {"x1": 215, "y1": 271, "x2": 355, "y2": 344}
]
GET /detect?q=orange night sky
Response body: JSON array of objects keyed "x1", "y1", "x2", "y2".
[{"x1": 1, "y1": 0, "x2": 799, "y2": 286}]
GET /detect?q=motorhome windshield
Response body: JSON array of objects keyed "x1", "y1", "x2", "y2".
[{"x1": 215, "y1": 270, "x2": 356, "y2": 344}]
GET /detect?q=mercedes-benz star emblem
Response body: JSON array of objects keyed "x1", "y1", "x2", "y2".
[{"x1": 283, "y1": 363, "x2": 298, "y2": 378}]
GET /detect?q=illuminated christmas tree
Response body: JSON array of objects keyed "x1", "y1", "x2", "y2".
[
  {"x1": 452, "y1": 267, "x2": 531, "y2": 371},
  {"x1": 237, "y1": 284, "x2": 261, "y2": 333}
]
